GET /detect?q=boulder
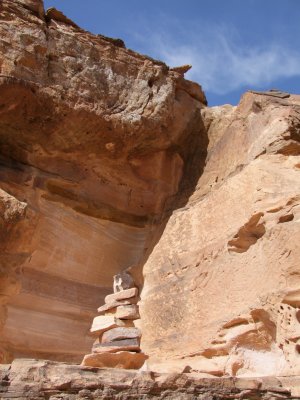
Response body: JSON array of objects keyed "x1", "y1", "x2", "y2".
[
  {"x1": 170, "y1": 64, "x2": 192, "y2": 74},
  {"x1": 105, "y1": 288, "x2": 138, "y2": 304},
  {"x1": 115, "y1": 319, "x2": 135, "y2": 328},
  {"x1": 45, "y1": 7, "x2": 80, "y2": 28},
  {"x1": 81, "y1": 351, "x2": 148, "y2": 369},
  {"x1": 92, "y1": 338, "x2": 140, "y2": 353},
  {"x1": 113, "y1": 272, "x2": 135, "y2": 293},
  {"x1": 102, "y1": 327, "x2": 141, "y2": 343},
  {"x1": 97, "y1": 298, "x2": 138, "y2": 314},
  {"x1": 116, "y1": 305, "x2": 140, "y2": 320},
  {"x1": 90, "y1": 316, "x2": 117, "y2": 335}
]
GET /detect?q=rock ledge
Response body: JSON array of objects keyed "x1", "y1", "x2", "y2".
[{"x1": 1, "y1": 359, "x2": 300, "y2": 399}]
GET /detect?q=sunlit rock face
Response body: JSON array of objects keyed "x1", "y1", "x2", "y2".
[
  {"x1": 0, "y1": 0, "x2": 206, "y2": 362},
  {"x1": 2, "y1": 359, "x2": 300, "y2": 399},
  {"x1": 141, "y1": 91, "x2": 300, "y2": 377}
]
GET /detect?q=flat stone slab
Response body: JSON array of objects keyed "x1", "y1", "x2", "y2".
[
  {"x1": 105, "y1": 288, "x2": 138, "y2": 304},
  {"x1": 102, "y1": 327, "x2": 141, "y2": 343},
  {"x1": 81, "y1": 351, "x2": 148, "y2": 369},
  {"x1": 115, "y1": 318, "x2": 135, "y2": 328},
  {"x1": 90, "y1": 315, "x2": 117, "y2": 334},
  {"x1": 92, "y1": 338, "x2": 140, "y2": 353},
  {"x1": 97, "y1": 298, "x2": 138, "y2": 314},
  {"x1": 116, "y1": 304, "x2": 140, "y2": 320},
  {"x1": 249, "y1": 89, "x2": 290, "y2": 99}
]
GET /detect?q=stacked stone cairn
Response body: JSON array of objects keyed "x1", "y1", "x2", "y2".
[{"x1": 81, "y1": 271, "x2": 148, "y2": 369}]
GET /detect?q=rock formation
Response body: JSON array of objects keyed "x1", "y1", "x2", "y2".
[
  {"x1": 81, "y1": 272, "x2": 148, "y2": 369},
  {"x1": 0, "y1": 0, "x2": 300, "y2": 397},
  {"x1": 0, "y1": 0, "x2": 206, "y2": 363},
  {"x1": 0, "y1": 189, "x2": 31, "y2": 363},
  {"x1": 140, "y1": 90, "x2": 300, "y2": 377},
  {"x1": 1, "y1": 359, "x2": 300, "y2": 399}
]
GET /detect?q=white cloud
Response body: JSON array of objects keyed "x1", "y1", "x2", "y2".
[{"x1": 135, "y1": 27, "x2": 300, "y2": 95}]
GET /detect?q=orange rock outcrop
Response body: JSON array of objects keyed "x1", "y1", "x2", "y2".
[
  {"x1": 0, "y1": 0, "x2": 300, "y2": 386},
  {"x1": 141, "y1": 90, "x2": 300, "y2": 376},
  {"x1": 0, "y1": 0, "x2": 206, "y2": 363}
]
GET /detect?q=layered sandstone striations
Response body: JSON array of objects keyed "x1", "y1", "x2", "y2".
[
  {"x1": 0, "y1": 0, "x2": 206, "y2": 362},
  {"x1": 0, "y1": 189, "x2": 32, "y2": 363}
]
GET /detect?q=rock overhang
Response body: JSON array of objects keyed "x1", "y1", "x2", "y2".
[{"x1": 0, "y1": 0, "x2": 207, "y2": 363}]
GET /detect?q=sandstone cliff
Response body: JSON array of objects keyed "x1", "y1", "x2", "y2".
[
  {"x1": 1, "y1": 0, "x2": 300, "y2": 391},
  {"x1": 0, "y1": 0, "x2": 206, "y2": 363},
  {"x1": 141, "y1": 90, "x2": 300, "y2": 377}
]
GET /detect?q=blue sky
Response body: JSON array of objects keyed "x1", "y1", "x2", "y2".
[{"x1": 44, "y1": 0, "x2": 300, "y2": 106}]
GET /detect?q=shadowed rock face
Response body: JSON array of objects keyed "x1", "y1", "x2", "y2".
[
  {"x1": 0, "y1": 0, "x2": 206, "y2": 362},
  {"x1": 0, "y1": 189, "x2": 31, "y2": 363}
]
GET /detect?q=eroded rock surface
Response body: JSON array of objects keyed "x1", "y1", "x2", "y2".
[
  {"x1": 140, "y1": 91, "x2": 300, "y2": 377},
  {"x1": 0, "y1": 190, "x2": 30, "y2": 363},
  {"x1": 0, "y1": 0, "x2": 206, "y2": 362},
  {"x1": 1, "y1": 359, "x2": 300, "y2": 399}
]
